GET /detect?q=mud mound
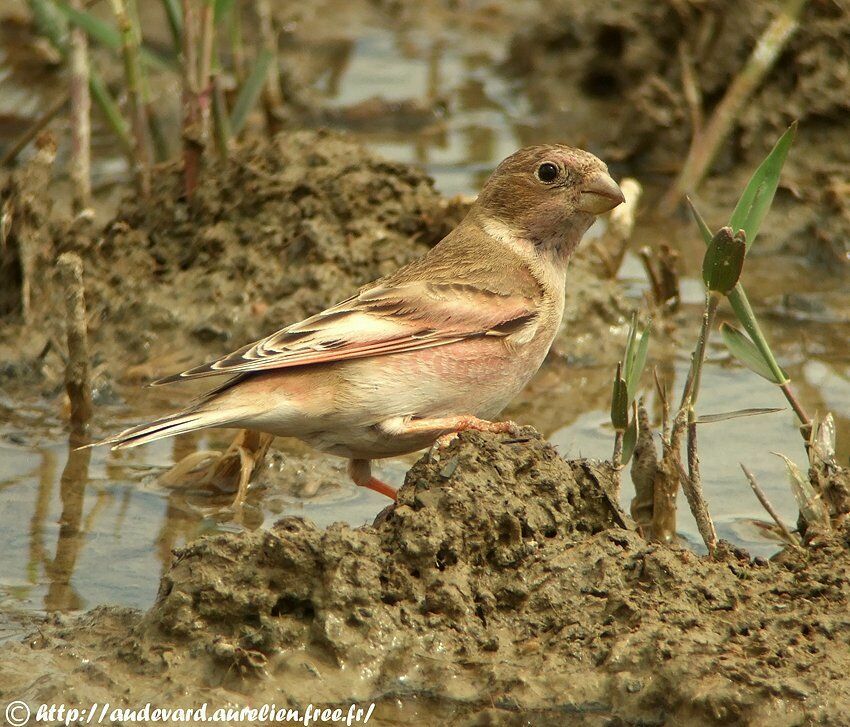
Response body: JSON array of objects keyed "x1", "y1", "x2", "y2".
[
  {"x1": 78, "y1": 130, "x2": 460, "y2": 364},
  {"x1": 3, "y1": 430, "x2": 850, "y2": 723},
  {"x1": 141, "y1": 430, "x2": 625, "y2": 677}
]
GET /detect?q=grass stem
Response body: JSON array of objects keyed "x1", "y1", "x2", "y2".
[
  {"x1": 181, "y1": 0, "x2": 200, "y2": 198},
  {"x1": 68, "y1": 0, "x2": 91, "y2": 212},
  {"x1": 111, "y1": 0, "x2": 151, "y2": 197}
]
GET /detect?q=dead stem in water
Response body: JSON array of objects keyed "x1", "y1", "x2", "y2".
[
  {"x1": 740, "y1": 464, "x2": 802, "y2": 549},
  {"x1": 56, "y1": 252, "x2": 93, "y2": 439},
  {"x1": 639, "y1": 244, "x2": 680, "y2": 311}
]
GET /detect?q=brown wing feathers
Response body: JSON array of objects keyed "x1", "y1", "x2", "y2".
[{"x1": 152, "y1": 283, "x2": 537, "y2": 386}]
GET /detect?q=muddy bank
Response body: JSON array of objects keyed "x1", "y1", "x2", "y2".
[
  {"x1": 505, "y1": 0, "x2": 850, "y2": 267},
  {"x1": 1, "y1": 430, "x2": 849, "y2": 725},
  {"x1": 507, "y1": 0, "x2": 849, "y2": 167}
]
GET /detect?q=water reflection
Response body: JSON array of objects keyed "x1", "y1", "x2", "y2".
[{"x1": 43, "y1": 444, "x2": 91, "y2": 612}]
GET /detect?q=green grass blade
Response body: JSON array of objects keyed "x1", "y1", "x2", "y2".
[
  {"x1": 626, "y1": 323, "x2": 651, "y2": 401},
  {"x1": 160, "y1": 0, "x2": 182, "y2": 49},
  {"x1": 729, "y1": 122, "x2": 797, "y2": 250},
  {"x1": 57, "y1": 2, "x2": 172, "y2": 71},
  {"x1": 29, "y1": 0, "x2": 67, "y2": 48},
  {"x1": 230, "y1": 49, "x2": 273, "y2": 136},
  {"x1": 214, "y1": 0, "x2": 235, "y2": 23},
  {"x1": 623, "y1": 311, "x2": 638, "y2": 367},
  {"x1": 89, "y1": 73, "x2": 134, "y2": 156},
  {"x1": 686, "y1": 196, "x2": 714, "y2": 247},
  {"x1": 695, "y1": 407, "x2": 783, "y2": 424},
  {"x1": 58, "y1": 1, "x2": 120, "y2": 49},
  {"x1": 720, "y1": 323, "x2": 785, "y2": 384},
  {"x1": 726, "y1": 284, "x2": 789, "y2": 385}
]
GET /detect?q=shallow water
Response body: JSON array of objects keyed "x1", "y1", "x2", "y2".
[{"x1": 1, "y1": 10, "x2": 849, "y2": 616}]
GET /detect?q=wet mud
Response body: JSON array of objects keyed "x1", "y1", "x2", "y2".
[
  {"x1": 506, "y1": 0, "x2": 850, "y2": 267},
  {"x1": 2, "y1": 431, "x2": 850, "y2": 725},
  {"x1": 1, "y1": 1, "x2": 850, "y2": 724}
]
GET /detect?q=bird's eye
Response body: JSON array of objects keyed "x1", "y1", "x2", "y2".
[{"x1": 536, "y1": 162, "x2": 559, "y2": 184}]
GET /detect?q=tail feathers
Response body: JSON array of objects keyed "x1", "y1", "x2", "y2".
[{"x1": 90, "y1": 408, "x2": 235, "y2": 450}]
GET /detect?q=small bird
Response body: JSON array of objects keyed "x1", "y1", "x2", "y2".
[{"x1": 101, "y1": 145, "x2": 624, "y2": 500}]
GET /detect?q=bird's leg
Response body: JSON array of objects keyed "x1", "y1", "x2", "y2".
[
  {"x1": 387, "y1": 415, "x2": 520, "y2": 453},
  {"x1": 348, "y1": 458, "x2": 398, "y2": 501}
]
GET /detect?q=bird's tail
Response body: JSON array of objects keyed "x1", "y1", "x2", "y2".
[{"x1": 87, "y1": 407, "x2": 236, "y2": 450}]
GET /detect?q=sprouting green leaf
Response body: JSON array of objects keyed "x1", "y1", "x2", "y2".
[
  {"x1": 622, "y1": 410, "x2": 638, "y2": 465},
  {"x1": 730, "y1": 122, "x2": 797, "y2": 251},
  {"x1": 725, "y1": 286, "x2": 790, "y2": 386},
  {"x1": 611, "y1": 363, "x2": 629, "y2": 430},
  {"x1": 721, "y1": 323, "x2": 787, "y2": 384},
  {"x1": 695, "y1": 407, "x2": 783, "y2": 424},
  {"x1": 626, "y1": 322, "x2": 651, "y2": 401},
  {"x1": 702, "y1": 226, "x2": 746, "y2": 293},
  {"x1": 230, "y1": 48, "x2": 273, "y2": 136},
  {"x1": 686, "y1": 196, "x2": 713, "y2": 247}
]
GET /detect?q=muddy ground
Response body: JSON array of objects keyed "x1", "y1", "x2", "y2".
[
  {"x1": 1, "y1": 0, "x2": 850, "y2": 724},
  {"x1": 506, "y1": 0, "x2": 850, "y2": 267},
  {"x1": 0, "y1": 431, "x2": 848, "y2": 725}
]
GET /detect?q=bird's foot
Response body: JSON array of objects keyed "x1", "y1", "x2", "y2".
[
  {"x1": 429, "y1": 417, "x2": 520, "y2": 458},
  {"x1": 157, "y1": 429, "x2": 274, "y2": 508}
]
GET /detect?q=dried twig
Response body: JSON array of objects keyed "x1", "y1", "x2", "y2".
[
  {"x1": 740, "y1": 463, "x2": 801, "y2": 549},
  {"x1": 0, "y1": 93, "x2": 69, "y2": 168},
  {"x1": 56, "y1": 252, "x2": 92, "y2": 438},
  {"x1": 593, "y1": 178, "x2": 642, "y2": 278},
  {"x1": 660, "y1": 0, "x2": 808, "y2": 212}
]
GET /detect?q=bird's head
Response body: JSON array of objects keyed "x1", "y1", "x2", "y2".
[{"x1": 474, "y1": 144, "x2": 624, "y2": 257}]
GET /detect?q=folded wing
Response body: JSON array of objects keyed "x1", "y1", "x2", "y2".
[{"x1": 153, "y1": 282, "x2": 538, "y2": 385}]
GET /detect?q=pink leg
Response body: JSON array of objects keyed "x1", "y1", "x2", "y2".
[
  {"x1": 390, "y1": 415, "x2": 519, "y2": 449},
  {"x1": 348, "y1": 459, "x2": 398, "y2": 501}
]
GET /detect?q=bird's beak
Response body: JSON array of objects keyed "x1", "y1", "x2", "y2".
[{"x1": 577, "y1": 171, "x2": 625, "y2": 215}]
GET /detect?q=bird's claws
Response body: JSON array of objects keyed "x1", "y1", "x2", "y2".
[
  {"x1": 429, "y1": 432, "x2": 459, "y2": 460},
  {"x1": 429, "y1": 419, "x2": 521, "y2": 460}
]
